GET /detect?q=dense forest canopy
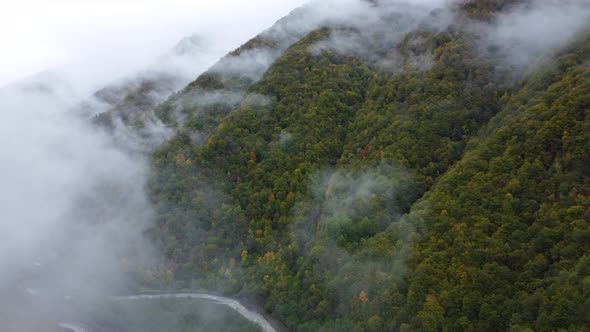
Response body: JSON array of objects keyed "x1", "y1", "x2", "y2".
[{"x1": 92, "y1": 0, "x2": 590, "y2": 330}]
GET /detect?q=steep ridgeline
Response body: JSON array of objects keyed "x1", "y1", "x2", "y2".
[
  {"x1": 147, "y1": 1, "x2": 590, "y2": 331},
  {"x1": 88, "y1": 70, "x2": 181, "y2": 127},
  {"x1": 80, "y1": 35, "x2": 216, "y2": 128}
]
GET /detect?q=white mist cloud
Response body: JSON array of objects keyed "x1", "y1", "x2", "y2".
[
  {"x1": 0, "y1": 84, "x2": 155, "y2": 310},
  {"x1": 477, "y1": 0, "x2": 590, "y2": 72},
  {"x1": 303, "y1": 0, "x2": 451, "y2": 69},
  {"x1": 289, "y1": 165, "x2": 419, "y2": 318},
  {"x1": 0, "y1": 0, "x2": 309, "y2": 90}
]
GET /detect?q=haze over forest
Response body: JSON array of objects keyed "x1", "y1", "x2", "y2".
[{"x1": 1, "y1": 0, "x2": 589, "y2": 331}]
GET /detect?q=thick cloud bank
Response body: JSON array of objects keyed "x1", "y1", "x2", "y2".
[
  {"x1": 478, "y1": 0, "x2": 590, "y2": 71},
  {"x1": 0, "y1": 80, "x2": 157, "y2": 330}
]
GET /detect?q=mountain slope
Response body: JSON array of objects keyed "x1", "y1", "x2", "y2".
[
  {"x1": 142, "y1": 1, "x2": 590, "y2": 331},
  {"x1": 404, "y1": 36, "x2": 590, "y2": 331}
]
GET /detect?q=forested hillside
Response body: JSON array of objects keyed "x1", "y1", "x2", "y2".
[{"x1": 139, "y1": 0, "x2": 590, "y2": 330}]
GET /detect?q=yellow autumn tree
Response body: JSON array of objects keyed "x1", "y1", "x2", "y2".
[{"x1": 359, "y1": 290, "x2": 369, "y2": 303}]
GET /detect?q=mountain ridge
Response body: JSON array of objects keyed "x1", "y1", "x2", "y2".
[{"x1": 96, "y1": 1, "x2": 590, "y2": 330}]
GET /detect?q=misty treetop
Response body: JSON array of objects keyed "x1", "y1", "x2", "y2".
[{"x1": 128, "y1": 0, "x2": 590, "y2": 331}]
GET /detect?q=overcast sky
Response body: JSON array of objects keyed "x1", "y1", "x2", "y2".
[{"x1": 0, "y1": 0, "x2": 309, "y2": 88}]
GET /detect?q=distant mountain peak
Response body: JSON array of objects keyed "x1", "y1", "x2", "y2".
[{"x1": 172, "y1": 34, "x2": 205, "y2": 56}]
